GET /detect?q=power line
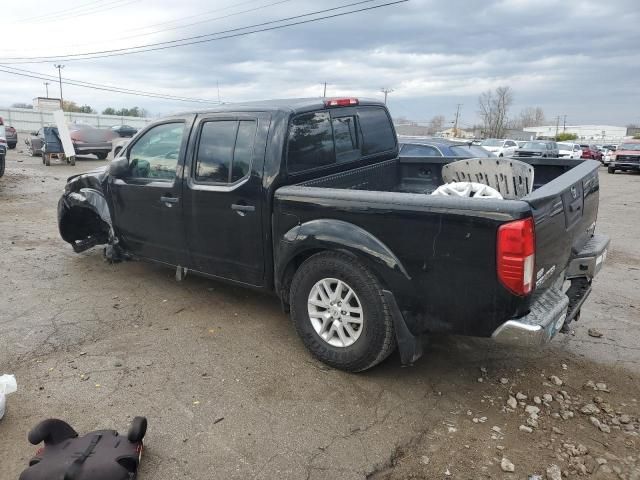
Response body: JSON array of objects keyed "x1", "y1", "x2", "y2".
[
  {"x1": 13, "y1": 0, "x2": 112, "y2": 22},
  {"x1": 2, "y1": 0, "x2": 381, "y2": 60},
  {"x1": 0, "y1": 65, "x2": 219, "y2": 104},
  {"x1": 29, "y1": 0, "x2": 140, "y2": 25},
  {"x1": 0, "y1": 0, "x2": 407, "y2": 63},
  {"x1": 1, "y1": 0, "x2": 294, "y2": 55}
]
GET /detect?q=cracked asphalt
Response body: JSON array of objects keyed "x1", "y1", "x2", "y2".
[{"x1": 1, "y1": 148, "x2": 639, "y2": 479}]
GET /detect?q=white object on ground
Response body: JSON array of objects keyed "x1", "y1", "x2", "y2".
[
  {"x1": 0, "y1": 374, "x2": 18, "y2": 420},
  {"x1": 432, "y1": 182, "x2": 504, "y2": 199}
]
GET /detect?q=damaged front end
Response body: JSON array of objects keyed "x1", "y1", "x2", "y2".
[{"x1": 57, "y1": 167, "x2": 117, "y2": 255}]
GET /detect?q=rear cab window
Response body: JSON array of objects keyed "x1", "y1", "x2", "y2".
[
  {"x1": 287, "y1": 105, "x2": 396, "y2": 174},
  {"x1": 193, "y1": 120, "x2": 257, "y2": 184}
]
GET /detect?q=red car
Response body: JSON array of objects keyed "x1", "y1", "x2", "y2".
[
  {"x1": 580, "y1": 144, "x2": 603, "y2": 162},
  {"x1": 608, "y1": 140, "x2": 640, "y2": 174}
]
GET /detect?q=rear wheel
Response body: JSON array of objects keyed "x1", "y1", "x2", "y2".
[
  {"x1": 607, "y1": 167, "x2": 615, "y2": 174},
  {"x1": 96, "y1": 152, "x2": 108, "y2": 160},
  {"x1": 0, "y1": 154, "x2": 5, "y2": 177},
  {"x1": 290, "y1": 251, "x2": 395, "y2": 372}
]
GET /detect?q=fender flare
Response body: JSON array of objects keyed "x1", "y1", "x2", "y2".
[{"x1": 276, "y1": 218, "x2": 411, "y2": 294}]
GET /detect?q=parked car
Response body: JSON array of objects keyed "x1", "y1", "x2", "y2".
[
  {"x1": 5, "y1": 126, "x2": 17, "y2": 149},
  {"x1": 557, "y1": 142, "x2": 583, "y2": 159},
  {"x1": 110, "y1": 125, "x2": 138, "y2": 138},
  {"x1": 608, "y1": 140, "x2": 640, "y2": 174},
  {"x1": 398, "y1": 137, "x2": 496, "y2": 157},
  {"x1": 58, "y1": 97, "x2": 609, "y2": 372},
  {"x1": 580, "y1": 144, "x2": 603, "y2": 162},
  {"x1": 25, "y1": 127, "x2": 76, "y2": 165},
  {"x1": 479, "y1": 138, "x2": 519, "y2": 157},
  {"x1": 601, "y1": 145, "x2": 617, "y2": 165},
  {"x1": 513, "y1": 140, "x2": 559, "y2": 158},
  {"x1": 69, "y1": 123, "x2": 114, "y2": 159},
  {"x1": 112, "y1": 137, "x2": 131, "y2": 158}
]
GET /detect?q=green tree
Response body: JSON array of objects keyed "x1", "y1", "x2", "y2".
[
  {"x1": 555, "y1": 132, "x2": 578, "y2": 141},
  {"x1": 101, "y1": 106, "x2": 148, "y2": 117},
  {"x1": 62, "y1": 100, "x2": 94, "y2": 113}
]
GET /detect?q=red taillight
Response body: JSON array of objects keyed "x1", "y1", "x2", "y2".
[
  {"x1": 497, "y1": 217, "x2": 535, "y2": 296},
  {"x1": 324, "y1": 98, "x2": 358, "y2": 107}
]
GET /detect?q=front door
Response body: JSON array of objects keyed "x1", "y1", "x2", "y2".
[
  {"x1": 182, "y1": 113, "x2": 270, "y2": 286},
  {"x1": 109, "y1": 119, "x2": 193, "y2": 266}
]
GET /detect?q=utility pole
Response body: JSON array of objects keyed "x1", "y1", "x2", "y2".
[
  {"x1": 322, "y1": 82, "x2": 327, "y2": 97},
  {"x1": 563, "y1": 115, "x2": 567, "y2": 133},
  {"x1": 44, "y1": 82, "x2": 50, "y2": 98},
  {"x1": 380, "y1": 87, "x2": 394, "y2": 105},
  {"x1": 453, "y1": 103, "x2": 462, "y2": 138},
  {"x1": 555, "y1": 115, "x2": 560, "y2": 138},
  {"x1": 54, "y1": 64, "x2": 65, "y2": 108}
]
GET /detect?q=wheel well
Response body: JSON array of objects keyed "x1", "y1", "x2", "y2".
[
  {"x1": 279, "y1": 248, "x2": 391, "y2": 310},
  {"x1": 59, "y1": 206, "x2": 109, "y2": 244},
  {"x1": 279, "y1": 249, "x2": 324, "y2": 309}
]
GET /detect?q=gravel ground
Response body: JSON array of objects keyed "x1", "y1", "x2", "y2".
[{"x1": 1, "y1": 148, "x2": 639, "y2": 479}]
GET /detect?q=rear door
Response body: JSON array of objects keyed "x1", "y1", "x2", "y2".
[{"x1": 182, "y1": 112, "x2": 270, "y2": 286}]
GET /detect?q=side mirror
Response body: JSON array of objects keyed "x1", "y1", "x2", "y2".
[{"x1": 109, "y1": 156, "x2": 129, "y2": 178}]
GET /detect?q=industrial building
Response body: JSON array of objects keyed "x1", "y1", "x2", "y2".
[{"x1": 523, "y1": 125, "x2": 627, "y2": 142}]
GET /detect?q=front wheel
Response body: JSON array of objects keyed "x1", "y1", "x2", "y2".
[
  {"x1": 607, "y1": 167, "x2": 615, "y2": 174},
  {"x1": 290, "y1": 251, "x2": 395, "y2": 372}
]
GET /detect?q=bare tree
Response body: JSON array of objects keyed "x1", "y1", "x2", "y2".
[
  {"x1": 518, "y1": 107, "x2": 546, "y2": 128},
  {"x1": 427, "y1": 115, "x2": 446, "y2": 134},
  {"x1": 478, "y1": 86, "x2": 513, "y2": 138}
]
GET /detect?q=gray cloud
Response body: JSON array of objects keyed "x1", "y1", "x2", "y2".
[{"x1": 2, "y1": 0, "x2": 639, "y2": 126}]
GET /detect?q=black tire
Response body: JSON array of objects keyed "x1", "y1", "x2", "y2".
[
  {"x1": 290, "y1": 251, "x2": 395, "y2": 372},
  {"x1": 8, "y1": 143, "x2": 16, "y2": 149},
  {"x1": 44, "y1": 153, "x2": 51, "y2": 166},
  {"x1": 127, "y1": 416, "x2": 148, "y2": 443},
  {"x1": 96, "y1": 152, "x2": 108, "y2": 160},
  {"x1": 607, "y1": 167, "x2": 615, "y2": 174},
  {"x1": 0, "y1": 154, "x2": 5, "y2": 178}
]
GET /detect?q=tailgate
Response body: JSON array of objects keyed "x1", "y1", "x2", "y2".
[{"x1": 523, "y1": 160, "x2": 602, "y2": 291}]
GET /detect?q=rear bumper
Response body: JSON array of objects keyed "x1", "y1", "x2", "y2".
[{"x1": 492, "y1": 234, "x2": 610, "y2": 347}]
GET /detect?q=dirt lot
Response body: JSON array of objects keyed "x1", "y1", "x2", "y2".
[{"x1": 1, "y1": 148, "x2": 639, "y2": 479}]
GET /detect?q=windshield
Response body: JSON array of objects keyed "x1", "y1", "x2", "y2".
[
  {"x1": 522, "y1": 142, "x2": 547, "y2": 149},
  {"x1": 619, "y1": 143, "x2": 640, "y2": 151},
  {"x1": 480, "y1": 139, "x2": 503, "y2": 147},
  {"x1": 450, "y1": 145, "x2": 494, "y2": 157},
  {"x1": 557, "y1": 143, "x2": 573, "y2": 150}
]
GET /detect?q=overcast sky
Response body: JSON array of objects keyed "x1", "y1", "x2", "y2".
[{"x1": 2, "y1": 0, "x2": 639, "y2": 127}]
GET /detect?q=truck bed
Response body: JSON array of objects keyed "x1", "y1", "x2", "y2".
[
  {"x1": 297, "y1": 156, "x2": 586, "y2": 195},
  {"x1": 274, "y1": 156, "x2": 602, "y2": 338}
]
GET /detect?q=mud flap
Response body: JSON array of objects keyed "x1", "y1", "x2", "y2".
[{"x1": 382, "y1": 290, "x2": 423, "y2": 366}]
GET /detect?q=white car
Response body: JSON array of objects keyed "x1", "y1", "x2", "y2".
[
  {"x1": 557, "y1": 142, "x2": 583, "y2": 159},
  {"x1": 479, "y1": 138, "x2": 518, "y2": 157}
]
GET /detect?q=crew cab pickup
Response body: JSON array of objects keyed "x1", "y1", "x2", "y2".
[{"x1": 58, "y1": 98, "x2": 609, "y2": 372}]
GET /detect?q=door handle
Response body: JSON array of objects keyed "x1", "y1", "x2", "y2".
[
  {"x1": 231, "y1": 203, "x2": 255, "y2": 213},
  {"x1": 160, "y1": 196, "x2": 179, "y2": 206}
]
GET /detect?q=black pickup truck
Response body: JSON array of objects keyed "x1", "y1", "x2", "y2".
[{"x1": 58, "y1": 98, "x2": 610, "y2": 372}]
